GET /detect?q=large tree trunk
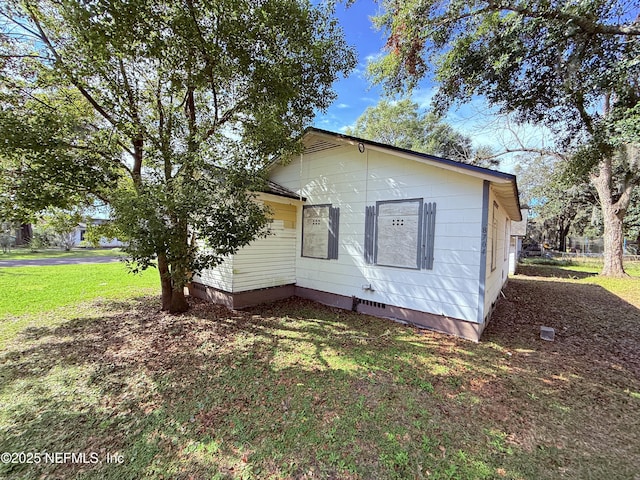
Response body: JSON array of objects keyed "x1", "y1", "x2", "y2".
[
  {"x1": 558, "y1": 218, "x2": 570, "y2": 252},
  {"x1": 157, "y1": 252, "x2": 174, "y2": 311},
  {"x1": 157, "y1": 252, "x2": 190, "y2": 313},
  {"x1": 600, "y1": 206, "x2": 627, "y2": 276},
  {"x1": 170, "y1": 285, "x2": 189, "y2": 313},
  {"x1": 591, "y1": 158, "x2": 631, "y2": 278}
]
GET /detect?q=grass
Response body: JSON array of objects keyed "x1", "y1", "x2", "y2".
[
  {"x1": 519, "y1": 256, "x2": 640, "y2": 277},
  {"x1": 0, "y1": 247, "x2": 124, "y2": 261},
  {"x1": 518, "y1": 257, "x2": 640, "y2": 306},
  {"x1": 0, "y1": 261, "x2": 639, "y2": 479},
  {"x1": 0, "y1": 263, "x2": 158, "y2": 348}
]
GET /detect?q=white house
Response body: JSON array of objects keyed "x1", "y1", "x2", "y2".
[
  {"x1": 190, "y1": 128, "x2": 521, "y2": 341},
  {"x1": 509, "y1": 206, "x2": 529, "y2": 274},
  {"x1": 74, "y1": 219, "x2": 125, "y2": 248}
]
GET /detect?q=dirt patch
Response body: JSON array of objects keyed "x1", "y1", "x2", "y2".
[{"x1": 485, "y1": 275, "x2": 640, "y2": 378}]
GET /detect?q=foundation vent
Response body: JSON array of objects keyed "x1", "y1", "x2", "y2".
[{"x1": 354, "y1": 298, "x2": 387, "y2": 310}]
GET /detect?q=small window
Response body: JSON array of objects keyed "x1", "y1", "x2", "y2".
[
  {"x1": 302, "y1": 204, "x2": 339, "y2": 259},
  {"x1": 364, "y1": 199, "x2": 436, "y2": 270}
]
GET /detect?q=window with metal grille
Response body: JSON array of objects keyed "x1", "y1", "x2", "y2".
[
  {"x1": 302, "y1": 204, "x2": 340, "y2": 259},
  {"x1": 364, "y1": 199, "x2": 436, "y2": 270}
]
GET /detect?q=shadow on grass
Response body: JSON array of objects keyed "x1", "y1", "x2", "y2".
[
  {"x1": 1, "y1": 285, "x2": 639, "y2": 479},
  {"x1": 486, "y1": 275, "x2": 640, "y2": 377}
]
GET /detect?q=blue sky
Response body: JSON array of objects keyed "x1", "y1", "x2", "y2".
[
  {"x1": 312, "y1": 1, "x2": 550, "y2": 172},
  {"x1": 312, "y1": 0, "x2": 387, "y2": 133}
]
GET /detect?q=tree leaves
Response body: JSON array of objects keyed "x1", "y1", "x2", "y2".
[
  {"x1": 0, "y1": 0, "x2": 356, "y2": 307},
  {"x1": 345, "y1": 98, "x2": 498, "y2": 166}
]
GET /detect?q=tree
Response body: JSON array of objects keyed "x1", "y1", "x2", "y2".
[
  {"x1": 515, "y1": 154, "x2": 597, "y2": 251},
  {"x1": 0, "y1": 0, "x2": 355, "y2": 311},
  {"x1": 40, "y1": 208, "x2": 83, "y2": 251},
  {"x1": 370, "y1": 0, "x2": 639, "y2": 276},
  {"x1": 345, "y1": 98, "x2": 498, "y2": 166}
]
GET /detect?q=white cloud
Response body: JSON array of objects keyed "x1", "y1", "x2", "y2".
[{"x1": 410, "y1": 87, "x2": 438, "y2": 110}]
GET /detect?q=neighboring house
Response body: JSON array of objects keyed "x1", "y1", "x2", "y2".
[
  {"x1": 190, "y1": 128, "x2": 522, "y2": 341},
  {"x1": 74, "y1": 218, "x2": 124, "y2": 248},
  {"x1": 509, "y1": 206, "x2": 529, "y2": 274}
]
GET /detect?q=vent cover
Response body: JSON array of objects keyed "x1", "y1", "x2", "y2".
[
  {"x1": 354, "y1": 298, "x2": 387, "y2": 310},
  {"x1": 305, "y1": 139, "x2": 341, "y2": 154}
]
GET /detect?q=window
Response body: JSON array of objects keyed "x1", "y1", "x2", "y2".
[
  {"x1": 491, "y1": 202, "x2": 498, "y2": 271},
  {"x1": 364, "y1": 199, "x2": 436, "y2": 270},
  {"x1": 302, "y1": 204, "x2": 339, "y2": 259}
]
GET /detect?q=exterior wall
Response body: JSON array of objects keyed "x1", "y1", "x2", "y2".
[
  {"x1": 232, "y1": 218, "x2": 297, "y2": 292},
  {"x1": 483, "y1": 186, "x2": 512, "y2": 321},
  {"x1": 190, "y1": 282, "x2": 295, "y2": 309},
  {"x1": 73, "y1": 226, "x2": 124, "y2": 248},
  {"x1": 193, "y1": 256, "x2": 234, "y2": 292},
  {"x1": 509, "y1": 236, "x2": 523, "y2": 275},
  {"x1": 295, "y1": 286, "x2": 485, "y2": 341},
  {"x1": 270, "y1": 143, "x2": 486, "y2": 324},
  {"x1": 194, "y1": 195, "x2": 299, "y2": 293}
]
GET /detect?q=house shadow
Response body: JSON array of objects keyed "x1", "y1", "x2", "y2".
[{"x1": 484, "y1": 275, "x2": 640, "y2": 380}]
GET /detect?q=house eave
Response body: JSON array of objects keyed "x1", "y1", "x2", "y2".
[{"x1": 298, "y1": 128, "x2": 522, "y2": 221}]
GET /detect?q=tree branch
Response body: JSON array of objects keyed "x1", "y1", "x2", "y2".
[
  {"x1": 24, "y1": 4, "x2": 118, "y2": 128},
  {"x1": 488, "y1": 1, "x2": 640, "y2": 36}
]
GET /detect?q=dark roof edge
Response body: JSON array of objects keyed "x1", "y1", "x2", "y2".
[
  {"x1": 261, "y1": 180, "x2": 306, "y2": 201},
  {"x1": 305, "y1": 126, "x2": 518, "y2": 183},
  {"x1": 305, "y1": 127, "x2": 521, "y2": 221}
]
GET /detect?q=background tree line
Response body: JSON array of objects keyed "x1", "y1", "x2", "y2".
[{"x1": 370, "y1": 0, "x2": 639, "y2": 275}]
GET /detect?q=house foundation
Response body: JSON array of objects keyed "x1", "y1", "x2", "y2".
[{"x1": 189, "y1": 282, "x2": 486, "y2": 342}]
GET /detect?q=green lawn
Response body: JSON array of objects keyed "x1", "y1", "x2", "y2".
[
  {"x1": 518, "y1": 258, "x2": 640, "y2": 306},
  {"x1": 520, "y1": 256, "x2": 640, "y2": 276},
  {"x1": 0, "y1": 263, "x2": 158, "y2": 349},
  {"x1": 0, "y1": 262, "x2": 638, "y2": 479},
  {"x1": 0, "y1": 247, "x2": 124, "y2": 261}
]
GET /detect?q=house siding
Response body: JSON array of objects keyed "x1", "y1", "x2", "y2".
[
  {"x1": 193, "y1": 256, "x2": 234, "y2": 292},
  {"x1": 194, "y1": 196, "x2": 298, "y2": 293},
  {"x1": 483, "y1": 187, "x2": 512, "y2": 321},
  {"x1": 232, "y1": 219, "x2": 297, "y2": 292},
  {"x1": 270, "y1": 143, "x2": 485, "y2": 324}
]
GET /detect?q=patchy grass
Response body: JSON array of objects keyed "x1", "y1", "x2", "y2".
[
  {"x1": 0, "y1": 266, "x2": 639, "y2": 479},
  {"x1": 0, "y1": 263, "x2": 158, "y2": 348},
  {"x1": 520, "y1": 256, "x2": 640, "y2": 277},
  {"x1": 0, "y1": 248, "x2": 124, "y2": 261}
]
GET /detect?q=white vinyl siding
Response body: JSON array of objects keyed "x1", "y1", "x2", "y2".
[
  {"x1": 491, "y1": 202, "x2": 498, "y2": 272},
  {"x1": 195, "y1": 197, "x2": 298, "y2": 293},
  {"x1": 193, "y1": 256, "x2": 234, "y2": 292},
  {"x1": 271, "y1": 142, "x2": 487, "y2": 323},
  {"x1": 484, "y1": 189, "x2": 511, "y2": 319},
  {"x1": 232, "y1": 219, "x2": 296, "y2": 292}
]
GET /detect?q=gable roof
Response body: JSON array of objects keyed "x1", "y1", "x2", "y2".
[{"x1": 296, "y1": 127, "x2": 522, "y2": 222}]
